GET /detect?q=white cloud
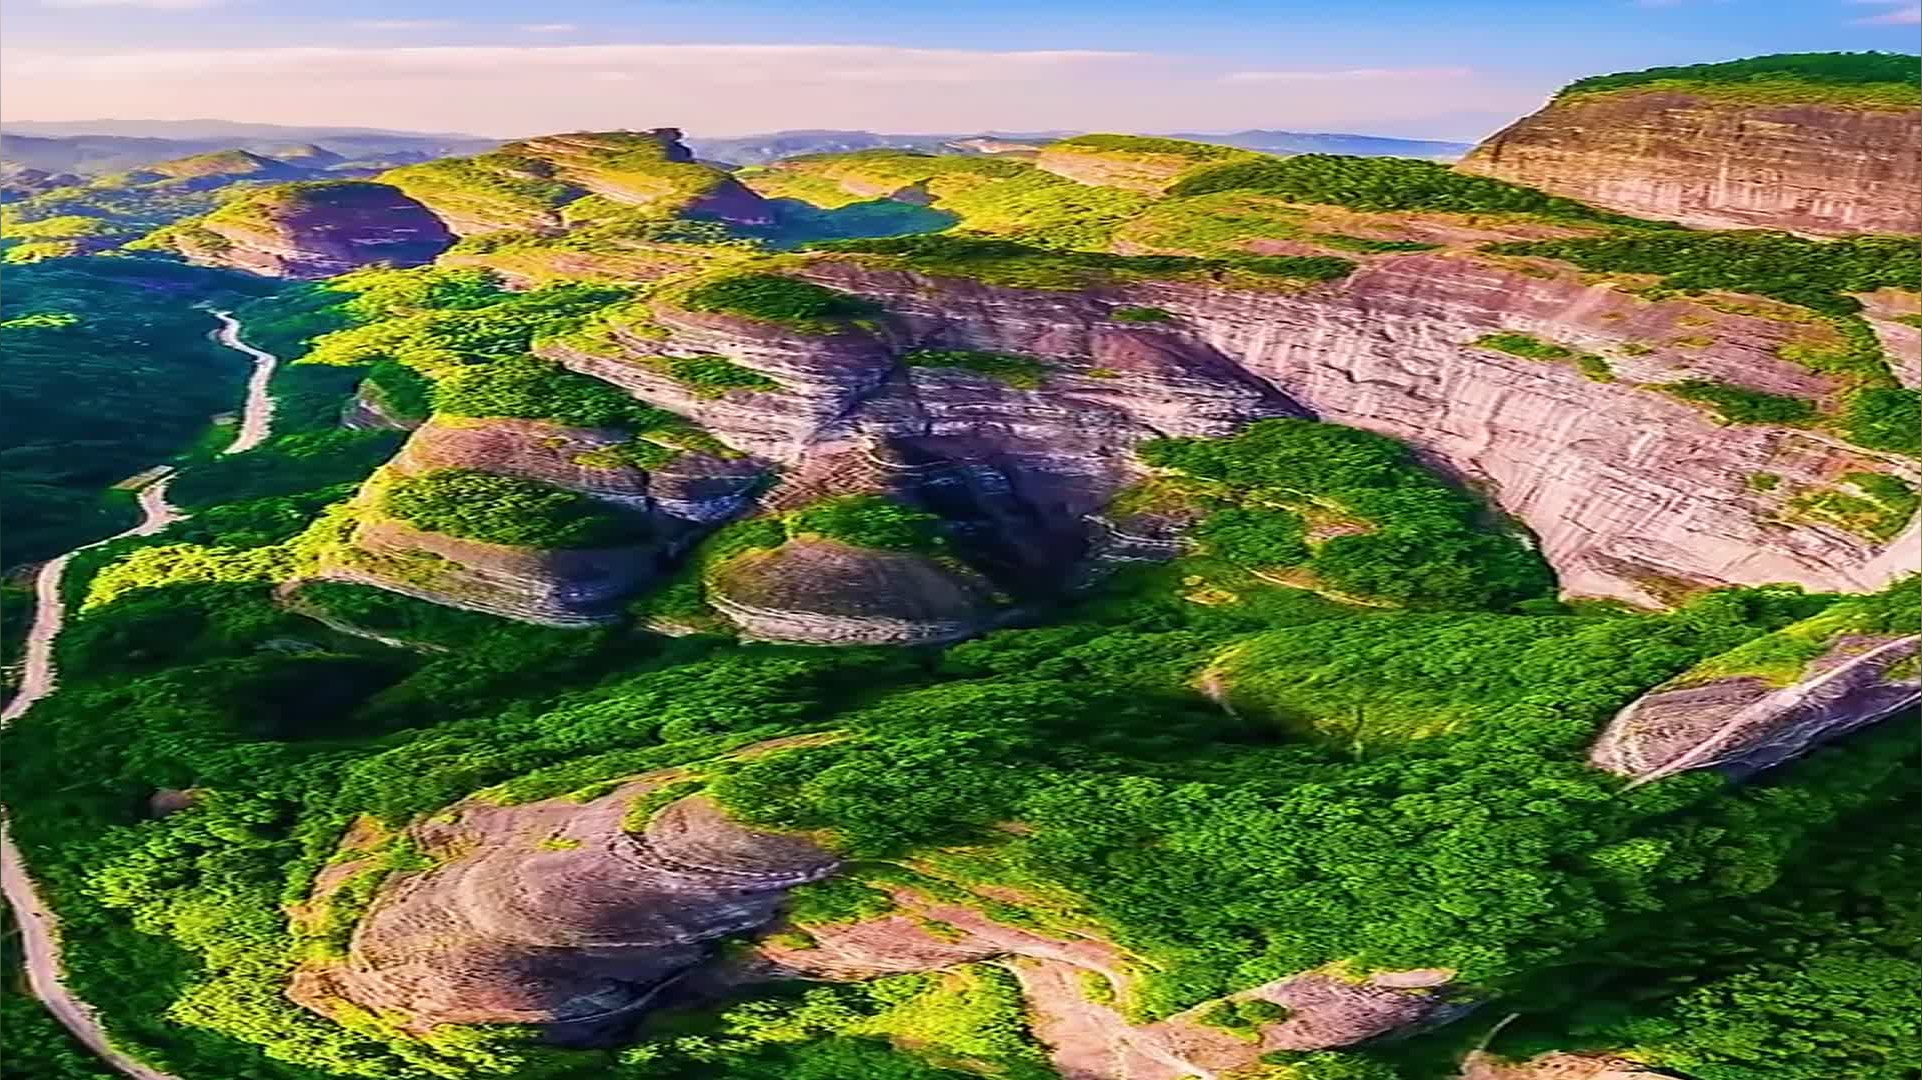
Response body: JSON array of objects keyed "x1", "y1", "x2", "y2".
[
  {"x1": 349, "y1": 19, "x2": 456, "y2": 31},
  {"x1": 518, "y1": 23, "x2": 578, "y2": 33},
  {"x1": 1222, "y1": 67, "x2": 1473, "y2": 84},
  {"x1": 0, "y1": 43, "x2": 1526, "y2": 140},
  {"x1": 40, "y1": 0, "x2": 224, "y2": 8},
  {"x1": 1850, "y1": 0, "x2": 1922, "y2": 24}
]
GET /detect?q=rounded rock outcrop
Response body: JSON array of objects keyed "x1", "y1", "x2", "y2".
[{"x1": 707, "y1": 537, "x2": 1002, "y2": 645}]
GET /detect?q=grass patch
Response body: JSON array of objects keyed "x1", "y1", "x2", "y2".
[
  {"x1": 1664, "y1": 380, "x2": 1818, "y2": 425},
  {"x1": 901, "y1": 349, "x2": 1048, "y2": 389},
  {"x1": 678, "y1": 273, "x2": 881, "y2": 333}
]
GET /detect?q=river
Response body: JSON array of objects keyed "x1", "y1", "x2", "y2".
[{"x1": 2, "y1": 306, "x2": 281, "y2": 1080}]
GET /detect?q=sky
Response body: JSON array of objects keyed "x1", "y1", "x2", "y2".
[{"x1": 1, "y1": 0, "x2": 1916, "y2": 141}]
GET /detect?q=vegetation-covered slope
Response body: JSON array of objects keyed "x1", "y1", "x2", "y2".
[{"x1": 2, "y1": 51, "x2": 1919, "y2": 1080}]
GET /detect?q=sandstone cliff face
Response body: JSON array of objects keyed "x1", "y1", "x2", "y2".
[
  {"x1": 170, "y1": 181, "x2": 454, "y2": 279},
  {"x1": 797, "y1": 255, "x2": 1916, "y2": 606},
  {"x1": 324, "y1": 418, "x2": 761, "y2": 625},
  {"x1": 1590, "y1": 631, "x2": 1920, "y2": 783},
  {"x1": 1033, "y1": 142, "x2": 1222, "y2": 193},
  {"x1": 293, "y1": 785, "x2": 837, "y2": 1031},
  {"x1": 1458, "y1": 90, "x2": 1922, "y2": 235}
]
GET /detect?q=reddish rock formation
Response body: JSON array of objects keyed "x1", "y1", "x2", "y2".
[
  {"x1": 379, "y1": 128, "x2": 773, "y2": 237},
  {"x1": 706, "y1": 538, "x2": 1003, "y2": 645},
  {"x1": 166, "y1": 181, "x2": 453, "y2": 279},
  {"x1": 324, "y1": 418, "x2": 761, "y2": 625},
  {"x1": 294, "y1": 787, "x2": 837, "y2": 1031},
  {"x1": 795, "y1": 255, "x2": 1917, "y2": 606},
  {"x1": 1458, "y1": 90, "x2": 1922, "y2": 235},
  {"x1": 767, "y1": 884, "x2": 1472, "y2": 1078},
  {"x1": 1591, "y1": 631, "x2": 1921, "y2": 783}
]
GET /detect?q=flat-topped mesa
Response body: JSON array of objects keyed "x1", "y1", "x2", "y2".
[
  {"x1": 145, "y1": 180, "x2": 454, "y2": 278},
  {"x1": 378, "y1": 127, "x2": 774, "y2": 237},
  {"x1": 1458, "y1": 53, "x2": 1922, "y2": 235},
  {"x1": 1592, "y1": 583, "x2": 1921, "y2": 782},
  {"x1": 1034, "y1": 134, "x2": 1251, "y2": 193},
  {"x1": 292, "y1": 787, "x2": 838, "y2": 1033}
]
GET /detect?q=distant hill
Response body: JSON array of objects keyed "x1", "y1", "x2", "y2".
[
  {"x1": 686, "y1": 127, "x2": 1470, "y2": 165},
  {"x1": 685, "y1": 129, "x2": 1069, "y2": 165},
  {"x1": 1168, "y1": 129, "x2": 1474, "y2": 160},
  {"x1": 0, "y1": 123, "x2": 499, "y2": 176}
]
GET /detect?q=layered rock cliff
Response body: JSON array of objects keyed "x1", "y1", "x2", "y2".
[
  {"x1": 1459, "y1": 83, "x2": 1922, "y2": 235},
  {"x1": 299, "y1": 770, "x2": 1475, "y2": 1073},
  {"x1": 1591, "y1": 583, "x2": 1921, "y2": 782},
  {"x1": 293, "y1": 782, "x2": 838, "y2": 1032},
  {"x1": 320, "y1": 417, "x2": 760, "y2": 625},
  {"x1": 150, "y1": 180, "x2": 454, "y2": 278},
  {"x1": 786, "y1": 253, "x2": 1916, "y2": 607}
]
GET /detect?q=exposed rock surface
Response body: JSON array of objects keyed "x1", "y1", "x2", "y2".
[
  {"x1": 1033, "y1": 141, "x2": 1231, "y2": 193},
  {"x1": 338, "y1": 381, "x2": 422, "y2": 432},
  {"x1": 706, "y1": 537, "x2": 1003, "y2": 645},
  {"x1": 798, "y1": 255, "x2": 1917, "y2": 606},
  {"x1": 325, "y1": 417, "x2": 761, "y2": 625},
  {"x1": 767, "y1": 884, "x2": 1471, "y2": 1079},
  {"x1": 1458, "y1": 89, "x2": 1922, "y2": 235},
  {"x1": 1591, "y1": 631, "x2": 1921, "y2": 782},
  {"x1": 294, "y1": 786, "x2": 837, "y2": 1031},
  {"x1": 323, "y1": 515, "x2": 655, "y2": 627},
  {"x1": 167, "y1": 181, "x2": 454, "y2": 278}
]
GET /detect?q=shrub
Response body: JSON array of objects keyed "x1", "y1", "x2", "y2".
[
  {"x1": 1169, "y1": 153, "x2": 1622, "y2": 220},
  {"x1": 678, "y1": 273, "x2": 880, "y2": 331},
  {"x1": 785, "y1": 495, "x2": 947, "y2": 554},
  {"x1": 1844, "y1": 388, "x2": 1921, "y2": 454},
  {"x1": 1112, "y1": 306, "x2": 1175, "y2": 323},
  {"x1": 901, "y1": 349, "x2": 1048, "y2": 389},
  {"x1": 1558, "y1": 51, "x2": 1921, "y2": 106},
  {"x1": 380, "y1": 468, "x2": 643, "y2": 548},
  {"x1": 432, "y1": 356, "x2": 679, "y2": 429},
  {"x1": 1664, "y1": 380, "x2": 1818, "y2": 425},
  {"x1": 1489, "y1": 232, "x2": 1919, "y2": 317}
]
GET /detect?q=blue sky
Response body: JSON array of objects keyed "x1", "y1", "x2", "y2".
[{"x1": 3, "y1": 0, "x2": 1916, "y2": 138}]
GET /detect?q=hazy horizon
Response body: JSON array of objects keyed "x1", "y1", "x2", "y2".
[{"x1": 3, "y1": 0, "x2": 1915, "y2": 142}]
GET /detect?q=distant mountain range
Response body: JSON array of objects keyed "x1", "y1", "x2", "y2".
[
  {"x1": 0, "y1": 119, "x2": 1472, "y2": 186},
  {"x1": 684, "y1": 128, "x2": 1472, "y2": 165},
  {"x1": 0, "y1": 121, "x2": 500, "y2": 176}
]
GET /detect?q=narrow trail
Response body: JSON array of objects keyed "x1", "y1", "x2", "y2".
[{"x1": 2, "y1": 307, "x2": 280, "y2": 1080}]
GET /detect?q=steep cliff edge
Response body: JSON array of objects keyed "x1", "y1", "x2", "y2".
[
  {"x1": 379, "y1": 128, "x2": 773, "y2": 237},
  {"x1": 292, "y1": 783, "x2": 838, "y2": 1031},
  {"x1": 793, "y1": 251, "x2": 1917, "y2": 606},
  {"x1": 1591, "y1": 579, "x2": 1920, "y2": 782},
  {"x1": 1458, "y1": 54, "x2": 1922, "y2": 235},
  {"x1": 138, "y1": 180, "x2": 454, "y2": 278}
]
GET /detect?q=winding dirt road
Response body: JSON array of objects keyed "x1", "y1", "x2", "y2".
[
  {"x1": 211, "y1": 309, "x2": 278, "y2": 456},
  {"x1": 3, "y1": 308, "x2": 279, "y2": 1080}
]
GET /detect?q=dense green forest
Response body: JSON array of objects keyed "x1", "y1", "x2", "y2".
[
  {"x1": 1558, "y1": 51, "x2": 1922, "y2": 105},
  {"x1": 0, "y1": 258, "x2": 273, "y2": 563},
  {"x1": 2, "y1": 75, "x2": 1918, "y2": 1080}
]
